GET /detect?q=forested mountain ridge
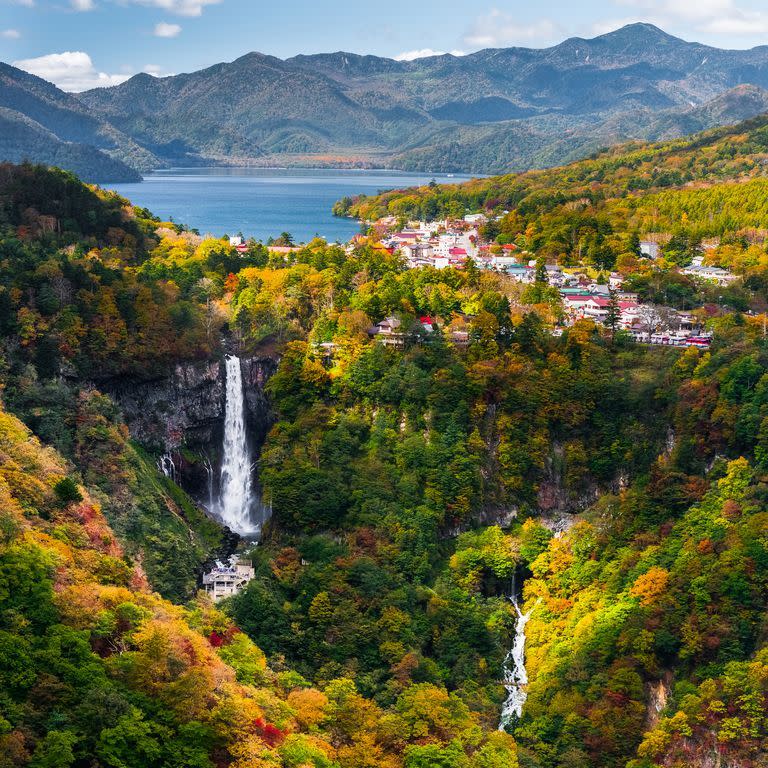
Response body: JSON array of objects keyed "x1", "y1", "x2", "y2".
[
  {"x1": 0, "y1": 63, "x2": 157, "y2": 182},
  {"x1": 2, "y1": 159, "x2": 768, "y2": 767},
  {"x1": 0, "y1": 106, "x2": 144, "y2": 184},
  {"x1": 338, "y1": 110, "x2": 768, "y2": 235},
  {"x1": 64, "y1": 23, "x2": 768, "y2": 173},
  {"x1": 10, "y1": 24, "x2": 768, "y2": 176}
]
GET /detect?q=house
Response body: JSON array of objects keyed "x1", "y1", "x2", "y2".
[
  {"x1": 420, "y1": 316, "x2": 437, "y2": 332},
  {"x1": 640, "y1": 240, "x2": 660, "y2": 259},
  {"x1": 560, "y1": 288, "x2": 594, "y2": 299},
  {"x1": 391, "y1": 231, "x2": 420, "y2": 245},
  {"x1": 229, "y1": 235, "x2": 244, "y2": 247},
  {"x1": 580, "y1": 297, "x2": 612, "y2": 319},
  {"x1": 374, "y1": 315, "x2": 401, "y2": 333},
  {"x1": 618, "y1": 301, "x2": 641, "y2": 328},
  {"x1": 564, "y1": 295, "x2": 599, "y2": 312},
  {"x1": 501, "y1": 264, "x2": 535, "y2": 282},
  {"x1": 681, "y1": 265, "x2": 738, "y2": 285},
  {"x1": 448, "y1": 247, "x2": 468, "y2": 267},
  {"x1": 402, "y1": 243, "x2": 434, "y2": 268},
  {"x1": 202, "y1": 557, "x2": 255, "y2": 601},
  {"x1": 608, "y1": 273, "x2": 624, "y2": 289},
  {"x1": 449, "y1": 329, "x2": 470, "y2": 347},
  {"x1": 370, "y1": 316, "x2": 406, "y2": 347}
]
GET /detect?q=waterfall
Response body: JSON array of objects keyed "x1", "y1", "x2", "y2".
[
  {"x1": 498, "y1": 597, "x2": 536, "y2": 731},
  {"x1": 202, "y1": 452, "x2": 215, "y2": 511},
  {"x1": 158, "y1": 453, "x2": 177, "y2": 483},
  {"x1": 218, "y1": 355, "x2": 255, "y2": 535}
]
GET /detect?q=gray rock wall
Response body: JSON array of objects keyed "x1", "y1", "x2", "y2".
[{"x1": 102, "y1": 355, "x2": 278, "y2": 503}]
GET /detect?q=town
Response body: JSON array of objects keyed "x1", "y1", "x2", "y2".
[{"x1": 345, "y1": 213, "x2": 742, "y2": 348}]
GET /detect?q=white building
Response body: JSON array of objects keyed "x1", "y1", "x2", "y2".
[
  {"x1": 609, "y1": 273, "x2": 624, "y2": 289},
  {"x1": 402, "y1": 243, "x2": 434, "y2": 268},
  {"x1": 203, "y1": 557, "x2": 255, "y2": 601},
  {"x1": 681, "y1": 265, "x2": 738, "y2": 285},
  {"x1": 639, "y1": 240, "x2": 660, "y2": 259}
]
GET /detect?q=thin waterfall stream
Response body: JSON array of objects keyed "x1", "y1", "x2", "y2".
[{"x1": 498, "y1": 597, "x2": 533, "y2": 730}]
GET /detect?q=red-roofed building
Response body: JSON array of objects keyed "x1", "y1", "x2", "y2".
[{"x1": 420, "y1": 316, "x2": 437, "y2": 332}]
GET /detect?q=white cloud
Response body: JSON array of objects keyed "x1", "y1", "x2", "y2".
[
  {"x1": 154, "y1": 21, "x2": 181, "y2": 37},
  {"x1": 1, "y1": 28, "x2": 21, "y2": 38},
  {"x1": 610, "y1": 0, "x2": 768, "y2": 36},
  {"x1": 464, "y1": 11, "x2": 560, "y2": 49},
  {"x1": 395, "y1": 48, "x2": 465, "y2": 61},
  {"x1": 125, "y1": 0, "x2": 221, "y2": 17},
  {"x1": 70, "y1": 0, "x2": 95, "y2": 10},
  {"x1": 12, "y1": 51, "x2": 131, "y2": 92},
  {"x1": 142, "y1": 63, "x2": 173, "y2": 76}
]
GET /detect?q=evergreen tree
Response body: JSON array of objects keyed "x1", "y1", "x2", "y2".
[
  {"x1": 463, "y1": 256, "x2": 481, "y2": 288},
  {"x1": 604, "y1": 288, "x2": 621, "y2": 339}
]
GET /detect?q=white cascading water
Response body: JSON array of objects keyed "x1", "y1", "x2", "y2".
[
  {"x1": 157, "y1": 453, "x2": 177, "y2": 483},
  {"x1": 498, "y1": 597, "x2": 535, "y2": 731},
  {"x1": 218, "y1": 355, "x2": 255, "y2": 534}
]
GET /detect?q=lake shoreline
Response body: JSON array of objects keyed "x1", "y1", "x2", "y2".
[{"x1": 109, "y1": 167, "x2": 475, "y2": 244}]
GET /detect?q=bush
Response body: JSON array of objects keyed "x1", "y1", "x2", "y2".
[{"x1": 53, "y1": 477, "x2": 83, "y2": 506}]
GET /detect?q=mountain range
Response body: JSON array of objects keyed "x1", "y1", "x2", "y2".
[{"x1": 9, "y1": 23, "x2": 768, "y2": 180}]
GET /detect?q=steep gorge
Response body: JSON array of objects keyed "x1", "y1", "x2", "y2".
[{"x1": 101, "y1": 353, "x2": 277, "y2": 522}]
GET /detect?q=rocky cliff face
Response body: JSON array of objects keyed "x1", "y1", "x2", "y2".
[{"x1": 101, "y1": 355, "x2": 278, "y2": 503}]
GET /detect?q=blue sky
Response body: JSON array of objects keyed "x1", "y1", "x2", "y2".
[{"x1": 4, "y1": 0, "x2": 768, "y2": 91}]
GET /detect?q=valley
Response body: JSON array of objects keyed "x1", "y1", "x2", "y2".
[{"x1": 1, "y1": 94, "x2": 768, "y2": 767}]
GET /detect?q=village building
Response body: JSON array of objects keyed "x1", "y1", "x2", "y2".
[
  {"x1": 202, "y1": 557, "x2": 255, "y2": 601},
  {"x1": 370, "y1": 315, "x2": 406, "y2": 347},
  {"x1": 402, "y1": 243, "x2": 434, "y2": 268},
  {"x1": 639, "y1": 240, "x2": 661, "y2": 259},
  {"x1": 681, "y1": 265, "x2": 738, "y2": 285},
  {"x1": 609, "y1": 273, "x2": 624, "y2": 289}
]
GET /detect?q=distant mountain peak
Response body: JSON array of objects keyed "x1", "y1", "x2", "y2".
[
  {"x1": 11, "y1": 20, "x2": 768, "y2": 181},
  {"x1": 588, "y1": 21, "x2": 701, "y2": 54},
  {"x1": 597, "y1": 22, "x2": 685, "y2": 44}
]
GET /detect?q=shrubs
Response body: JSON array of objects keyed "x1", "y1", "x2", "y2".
[{"x1": 53, "y1": 477, "x2": 82, "y2": 506}]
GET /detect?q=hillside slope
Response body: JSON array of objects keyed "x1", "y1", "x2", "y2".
[
  {"x1": 0, "y1": 63, "x2": 157, "y2": 182},
  {"x1": 0, "y1": 107, "x2": 143, "y2": 183},
  {"x1": 338, "y1": 112, "x2": 768, "y2": 222},
  {"x1": 0, "y1": 396, "x2": 523, "y2": 767},
  {"x1": 2, "y1": 160, "x2": 768, "y2": 767}
]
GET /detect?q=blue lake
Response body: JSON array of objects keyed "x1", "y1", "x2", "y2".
[{"x1": 110, "y1": 167, "x2": 477, "y2": 243}]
